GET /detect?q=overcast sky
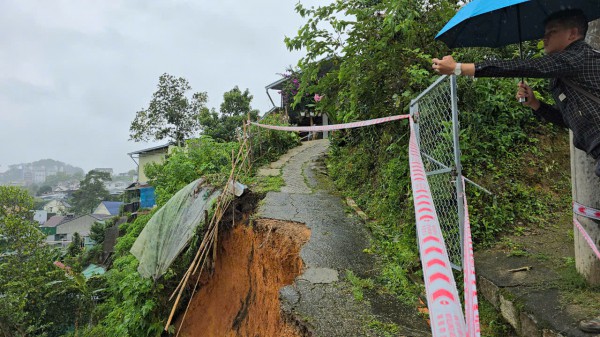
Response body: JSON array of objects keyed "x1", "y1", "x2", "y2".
[{"x1": 0, "y1": 0, "x2": 323, "y2": 174}]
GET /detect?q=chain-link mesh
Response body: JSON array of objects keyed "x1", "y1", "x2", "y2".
[{"x1": 411, "y1": 76, "x2": 462, "y2": 269}]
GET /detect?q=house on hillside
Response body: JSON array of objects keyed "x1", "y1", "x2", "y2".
[
  {"x1": 43, "y1": 200, "x2": 71, "y2": 215},
  {"x1": 128, "y1": 143, "x2": 175, "y2": 184},
  {"x1": 41, "y1": 215, "x2": 73, "y2": 245},
  {"x1": 54, "y1": 214, "x2": 107, "y2": 248},
  {"x1": 264, "y1": 63, "x2": 333, "y2": 140},
  {"x1": 124, "y1": 143, "x2": 171, "y2": 214},
  {"x1": 93, "y1": 201, "x2": 123, "y2": 217}
]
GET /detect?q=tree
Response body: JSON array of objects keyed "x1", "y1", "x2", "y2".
[
  {"x1": 90, "y1": 221, "x2": 107, "y2": 244},
  {"x1": 0, "y1": 186, "x2": 85, "y2": 336},
  {"x1": 71, "y1": 170, "x2": 112, "y2": 215},
  {"x1": 36, "y1": 185, "x2": 53, "y2": 196},
  {"x1": 67, "y1": 232, "x2": 84, "y2": 257},
  {"x1": 129, "y1": 73, "x2": 208, "y2": 145},
  {"x1": 0, "y1": 186, "x2": 33, "y2": 219},
  {"x1": 198, "y1": 86, "x2": 259, "y2": 142}
]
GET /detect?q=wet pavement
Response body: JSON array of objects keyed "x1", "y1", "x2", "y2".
[{"x1": 257, "y1": 140, "x2": 430, "y2": 337}]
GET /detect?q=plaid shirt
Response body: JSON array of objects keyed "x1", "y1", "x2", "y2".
[{"x1": 474, "y1": 40, "x2": 600, "y2": 159}]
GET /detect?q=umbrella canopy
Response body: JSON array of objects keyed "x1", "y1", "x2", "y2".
[{"x1": 436, "y1": 0, "x2": 600, "y2": 48}]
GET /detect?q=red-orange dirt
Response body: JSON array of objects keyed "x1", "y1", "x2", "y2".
[{"x1": 175, "y1": 218, "x2": 310, "y2": 337}]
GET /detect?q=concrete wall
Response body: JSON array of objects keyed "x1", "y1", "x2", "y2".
[{"x1": 138, "y1": 151, "x2": 167, "y2": 183}]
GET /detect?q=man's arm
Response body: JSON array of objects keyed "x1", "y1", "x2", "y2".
[{"x1": 433, "y1": 44, "x2": 585, "y2": 78}]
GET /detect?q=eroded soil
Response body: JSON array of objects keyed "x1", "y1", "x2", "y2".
[{"x1": 175, "y1": 218, "x2": 310, "y2": 337}]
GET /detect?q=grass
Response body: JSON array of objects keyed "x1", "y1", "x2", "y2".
[
  {"x1": 253, "y1": 174, "x2": 285, "y2": 193},
  {"x1": 346, "y1": 270, "x2": 374, "y2": 302},
  {"x1": 478, "y1": 298, "x2": 515, "y2": 337}
]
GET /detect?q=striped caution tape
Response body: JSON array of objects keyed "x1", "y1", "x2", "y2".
[
  {"x1": 250, "y1": 114, "x2": 409, "y2": 132},
  {"x1": 408, "y1": 117, "x2": 466, "y2": 337},
  {"x1": 573, "y1": 216, "x2": 600, "y2": 261},
  {"x1": 572, "y1": 201, "x2": 600, "y2": 261},
  {"x1": 573, "y1": 201, "x2": 600, "y2": 221},
  {"x1": 461, "y1": 178, "x2": 481, "y2": 337}
]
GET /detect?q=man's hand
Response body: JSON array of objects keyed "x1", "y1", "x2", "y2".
[
  {"x1": 432, "y1": 56, "x2": 475, "y2": 76},
  {"x1": 517, "y1": 82, "x2": 541, "y2": 110},
  {"x1": 432, "y1": 56, "x2": 457, "y2": 75}
]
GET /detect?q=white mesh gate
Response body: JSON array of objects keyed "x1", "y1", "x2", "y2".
[{"x1": 410, "y1": 75, "x2": 464, "y2": 269}]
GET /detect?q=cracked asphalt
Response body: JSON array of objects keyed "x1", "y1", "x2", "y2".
[{"x1": 257, "y1": 139, "x2": 431, "y2": 337}]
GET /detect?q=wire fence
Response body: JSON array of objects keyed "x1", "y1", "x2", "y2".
[{"x1": 410, "y1": 75, "x2": 465, "y2": 269}]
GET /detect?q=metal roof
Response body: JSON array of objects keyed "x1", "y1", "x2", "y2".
[{"x1": 128, "y1": 143, "x2": 173, "y2": 156}]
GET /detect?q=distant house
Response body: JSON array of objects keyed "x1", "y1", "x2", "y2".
[
  {"x1": 43, "y1": 200, "x2": 71, "y2": 215},
  {"x1": 93, "y1": 201, "x2": 123, "y2": 217},
  {"x1": 128, "y1": 143, "x2": 175, "y2": 184},
  {"x1": 123, "y1": 183, "x2": 156, "y2": 215},
  {"x1": 41, "y1": 215, "x2": 72, "y2": 244},
  {"x1": 104, "y1": 181, "x2": 128, "y2": 195},
  {"x1": 54, "y1": 214, "x2": 107, "y2": 248}
]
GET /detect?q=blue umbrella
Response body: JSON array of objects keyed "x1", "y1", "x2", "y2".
[{"x1": 436, "y1": 0, "x2": 600, "y2": 48}]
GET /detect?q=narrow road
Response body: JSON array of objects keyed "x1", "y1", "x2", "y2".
[{"x1": 258, "y1": 140, "x2": 430, "y2": 337}]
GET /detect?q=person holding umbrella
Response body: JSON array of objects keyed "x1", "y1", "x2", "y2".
[
  {"x1": 433, "y1": 7, "x2": 600, "y2": 333},
  {"x1": 432, "y1": 9, "x2": 600, "y2": 179}
]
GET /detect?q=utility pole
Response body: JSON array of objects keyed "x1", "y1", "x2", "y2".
[{"x1": 573, "y1": 20, "x2": 600, "y2": 284}]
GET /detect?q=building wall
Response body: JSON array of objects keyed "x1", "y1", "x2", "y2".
[
  {"x1": 93, "y1": 204, "x2": 110, "y2": 215},
  {"x1": 34, "y1": 210, "x2": 48, "y2": 224},
  {"x1": 43, "y1": 200, "x2": 67, "y2": 215},
  {"x1": 56, "y1": 215, "x2": 96, "y2": 242},
  {"x1": 138, "y1": 151, "x2": 167, "y2": 183}
]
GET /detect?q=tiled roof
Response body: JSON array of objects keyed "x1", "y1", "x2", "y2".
[{"x1": 42, "y1": 215, "x2": 66, "y2": 228}]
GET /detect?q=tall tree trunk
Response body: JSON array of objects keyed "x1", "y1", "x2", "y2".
[{"x1": 572, "y1": 19, "x2": 600, "y2": 285}]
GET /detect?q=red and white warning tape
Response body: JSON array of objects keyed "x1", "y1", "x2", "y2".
[
  {"x1": 409, "y1": 118, "x2": 466, "y2": 337},
  {"x1": 573, "y1": 201, "x2": 600, "y2": 261},
  {"x1": 461, "y1": 178, "x2": 481, "y2": 337},
  {"x1": 250, "y1": 114, "x2": 409, "y2": 132},
  {"x1": 573, "y1": 201, "x2": 600, "y2": 221},
  {"x1": 573, "y1": 216, "x2": 600, "y2": 261}
]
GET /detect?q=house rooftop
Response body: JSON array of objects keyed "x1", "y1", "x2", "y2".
[
  {"x1": 265, "y1": 77, "x2": 287, "y2": 91},
  {"x1": 128, "y1": 143, "x2": 173, "y2": 156},
  {"x1": 42, "y1": 215, "x2": 67, "y2": 228},
  {"x1": 97, "y1": 201, "x2": 123, "y2": 216}
]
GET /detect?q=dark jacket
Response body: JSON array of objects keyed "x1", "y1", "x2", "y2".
[{"x1": 474, "y1": 40, "x2": 600, "y2": 158}]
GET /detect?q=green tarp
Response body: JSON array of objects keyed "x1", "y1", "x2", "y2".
[
  {"x1": 82, "y1": 264, "x2": 106, "y2": 279},
  {"x1": 130, "y1": 178, "x2": 220, "y2": 279}
]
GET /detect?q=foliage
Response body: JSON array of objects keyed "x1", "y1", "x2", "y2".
[
  {"x1": 89, "y1": 217, "x2": 119, "y2": 245},
  {"x1": 144, "y1": 136, "x2": 239, "y2": 206},
  {"x1": 0, "y1": 186, "x2": 87, "y2": 337},
  {"x1": 71, "y1": 170, "x2": 112, "y2": 215},
  {"x1": 0, "y1": 186, "x2": 33, "y2": 219},
  {"x1": 346, "y1": 270, "x2": 374, "y2": 302},
  {"x1": 67, "y1": 232, "x2": 84, "y2": 257},
  {"x1": 248, "y1": 113, "x2": 301, "y2": 166},
  {"x1": 198, "y1": 86, "x2": 260, "y2": 142},
  {"x1": 129, "y1": 73, "x2": 207, "y2": 145}
]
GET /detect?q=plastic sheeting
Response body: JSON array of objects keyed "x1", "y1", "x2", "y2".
[{"x1": 130, "y1": 178, "x2": 220, "y2": 279}]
